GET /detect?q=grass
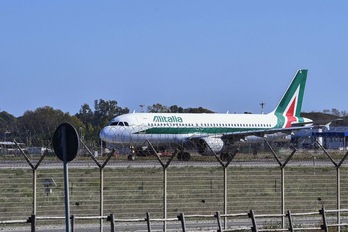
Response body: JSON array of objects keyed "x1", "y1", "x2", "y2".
[{"x1": 1, "y1": 154, "x2": 348, "y2": 230}]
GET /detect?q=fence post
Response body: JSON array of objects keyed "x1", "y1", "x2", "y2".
[
  {"x1": 287, "y1": 210, "x2": 294, "y2": 232},
  {"x1": 211, "y1": 148, "x2": 239, "y2": 230},
  {"x1": 215, "y1": 211, "x2": 223, "y2": 232},
  {"x1": 80, "y1": 140, "x2": 114, "y2": 232},
  {"x1": 100, "y1": 168, "x2": 104, "y2": 232},
  {"x1": 337, "y1": 166, "x2": 341, "y2": 232},
  {"x1": 71, "y1": 215, "x2": 76, "y2": 232},
  {"x1": 146, "y1": 212, "x2": 152, "y2": 232},
  {"x1": 264, "y1": 139, "x2": 297, "y2": 229},
  {"x1": 33, "y1": 169, "x2": 37, "y2": 216},
  {"x1": 107, "y1": 214, "x2": 115, "y2": 232},
  {"x1": 28, "y1": 214, "x2": 36, "y2": 232},
  {"x1": 178, "y1": 213, "x2": 186, "y2": 232},
  {"x1": 15, "y1": 140, "x2": 47, "y2": 217},
  {"x1": 281, "y1": 167, "x2": 285, "y2": 228},
  {"x1": 248, "y1": 210, "x2": 258, "y2": 232},
  {"x1": 147, "y1": 141, "x2": 178, "y2": 232},
  {"x1": 336, "y1": 150, "x2": 348, "y2": 232},
  {"x1": 163, "y1": 166, "x2": 167, "y2": 231},
  {"x1": 320, "y1": 206, "x2": 328, "y2": 232}
]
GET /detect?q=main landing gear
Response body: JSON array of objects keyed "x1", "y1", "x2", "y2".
[
  {"x1": 128, "y1": 153, "x2": 136, "y2": 161},
  {"x1": 128, "y1": 144, "x2": 192, "y2": 161},
  {"x1": 128, "y1": 145, "x2": 154, "y2": 161}
]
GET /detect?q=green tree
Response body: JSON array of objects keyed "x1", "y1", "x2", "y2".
[
  {"x1": 76, "y1": 99, "x2": 129, "y2": 143},
  {"x1": 17, "y1": 106, "x2": 83, "y2": 147},
  {"x1": 184, "y1": 107, "x2": 214, "y2": 113},
  {"x1": 0, "y1": 111, "x2": 16, "y2": 141},
  {"x1": 169, "y1": 105, "x2": 184, "y2": 113},
  {"x1": 147, "y1": 103, "x2": 170, "y2": 113},
  {"x1": 93, "y1": 99, "x2": 129, "y2": 127}
]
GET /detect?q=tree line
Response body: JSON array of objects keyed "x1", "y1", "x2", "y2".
[{"x1": 0, "y1": 100, "x2": 214, "y2": 148}]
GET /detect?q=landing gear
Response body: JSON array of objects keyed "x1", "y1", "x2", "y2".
[
  {"x1": 127, "y1": 154, "x2": 135, "y2": 161},
  {"x1": 128, "y1": 147, "x2": 137, "y2": 161},
  {"x1": 177, "y1": 151, "x2": 190, "y2": 161},
  {"x1": 127, "y1": 142, "x2": 192, "y2": 162}
]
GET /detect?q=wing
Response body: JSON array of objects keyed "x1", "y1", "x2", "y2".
[{"x1": 222, "y1": 125, "x2": 312, "y2": 139}]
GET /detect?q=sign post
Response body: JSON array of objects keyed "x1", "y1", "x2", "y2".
[{"x1": 53, "y1": 123, "x2": 79, "y2": 232}]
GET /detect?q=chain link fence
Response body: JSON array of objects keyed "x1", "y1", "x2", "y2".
[{"x1": 1, "y1": 130, "x2": 348, "y2": 231}]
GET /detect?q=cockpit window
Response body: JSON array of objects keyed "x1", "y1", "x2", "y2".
[{"x1": 110, "y1": 121, "x2": 129, "y2": 126}]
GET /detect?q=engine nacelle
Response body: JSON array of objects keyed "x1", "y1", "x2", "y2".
[{"x1": 196, "y1": 137, "x2": 224, "y2": 155}]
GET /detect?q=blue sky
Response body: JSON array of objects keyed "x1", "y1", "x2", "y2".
[{"x1": 1, "y1": 1, "x2": 347, "y2": 117}]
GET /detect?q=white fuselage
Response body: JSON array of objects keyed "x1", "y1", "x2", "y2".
[
  {"x1": 99, "y1": 70, "x2": 313, "y2": 154},
  {"x1": 99, "y1": 112, "x2": 285, "y2": 146}
]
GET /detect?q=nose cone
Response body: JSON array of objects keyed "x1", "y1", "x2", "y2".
[{"x1": 99, "y1": 126, "x2": 114, "y2": 143}]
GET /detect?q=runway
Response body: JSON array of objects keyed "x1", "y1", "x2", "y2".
[{"x1": 0, "y1": 158, "x2": 340, "y2": 169}]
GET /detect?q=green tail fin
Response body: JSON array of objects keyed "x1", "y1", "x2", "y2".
[{"x1": 271, "y1": 69, "x2": 308, "y2": 127}]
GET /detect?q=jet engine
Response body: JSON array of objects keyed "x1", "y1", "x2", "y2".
[
  {"x1": 196, "y1": 137, "x2": 224, "y2": 155},
  {"x1": 244, "y1": 132, "x2": 289, "y2": 143}
]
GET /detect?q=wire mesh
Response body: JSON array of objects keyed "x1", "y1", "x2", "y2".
[
  {"x1": 228, "y1": 166, "x2": 281, "y2": 214},
  {"x1": 1, "y1": 127, "x2": 348, "y2": 231}
]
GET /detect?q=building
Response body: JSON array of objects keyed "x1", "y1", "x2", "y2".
[{"x1": 292, "y1": 127, "x2": 348, "y2": 150}]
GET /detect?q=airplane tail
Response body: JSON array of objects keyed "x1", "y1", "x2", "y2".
[{"x1": 270, "y1": 69, "x2": 308, "y2": 127}]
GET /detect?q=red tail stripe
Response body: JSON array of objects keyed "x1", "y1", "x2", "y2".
[{"x1": 285, "y1": 97, "x2": 297, "y2": 127}]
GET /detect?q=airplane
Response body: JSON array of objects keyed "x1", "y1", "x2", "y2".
[{"x1": 100, "y1": 69, "x2": 312, "y2": 161}]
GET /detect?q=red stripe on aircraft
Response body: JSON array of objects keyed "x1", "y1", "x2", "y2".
[{"x1": 285, "y1": 97, "x2": 297, "y2": 128}]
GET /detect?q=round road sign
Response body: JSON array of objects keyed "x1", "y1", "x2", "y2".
[{"x1": 53, "y1": 123, "x2": 79, "y2": 162}]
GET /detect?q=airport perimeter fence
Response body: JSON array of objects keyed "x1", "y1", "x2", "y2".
[{"x1": 1, "y1": 134, "x2": 348, "y2": 231}]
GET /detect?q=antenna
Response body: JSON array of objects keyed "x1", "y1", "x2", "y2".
[{"x1": 260, "y1": 102, "x2": 266, "y2": 114}]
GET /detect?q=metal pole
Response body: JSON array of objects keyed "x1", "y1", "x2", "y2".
[
  {"x1": 100, "y1": 168, "x2": 104, "y2": 232},
  {"x1": 224, "y1": 167, "x2": 228, "y2": 230},
  {"x1": 163, "y1": 167, "x2": 167, "y2": 232},
  {"x1": 215, "y1": 211, "x2": 222, "y2": 232},
  {"x1": 146, "y1": 212, "x2": 152, "y2": 232},
  {"x1": 70, "y1": 215, "x2": 75, "y2": 232},
  {"x1": 62, "y1": 126, "x2": 71, "y2": 232},
  {"x1": 30, "y1": 214, "x2": 36, "y2": 232},
  {"x1": 281, "y1": 167, "x2": 285, "y2": 229},
  {"x1": 14, "y1": 140, "x2": 46, "y2": 221},
  {"x1": 320, "y1": 206, "x2": 328, "y2": 232},
  {"x1": 178, "y1": 213, "x2": 186, "y2": 232},
  {"x1": 33, "y1": 169, "x2": 37, "y2": 215},
  {"x1": 337, "y1": 167, "x2": 341, "y2": 232},
  {"x1": 108, "y1": 214, "x2": 115, "y2": 232},
  {"x1": 249, "y1": 209, "x2": 258, "y2": 232},
  {"x1": 287, "y1": 210, "x2": 294, "y2": 232}
]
